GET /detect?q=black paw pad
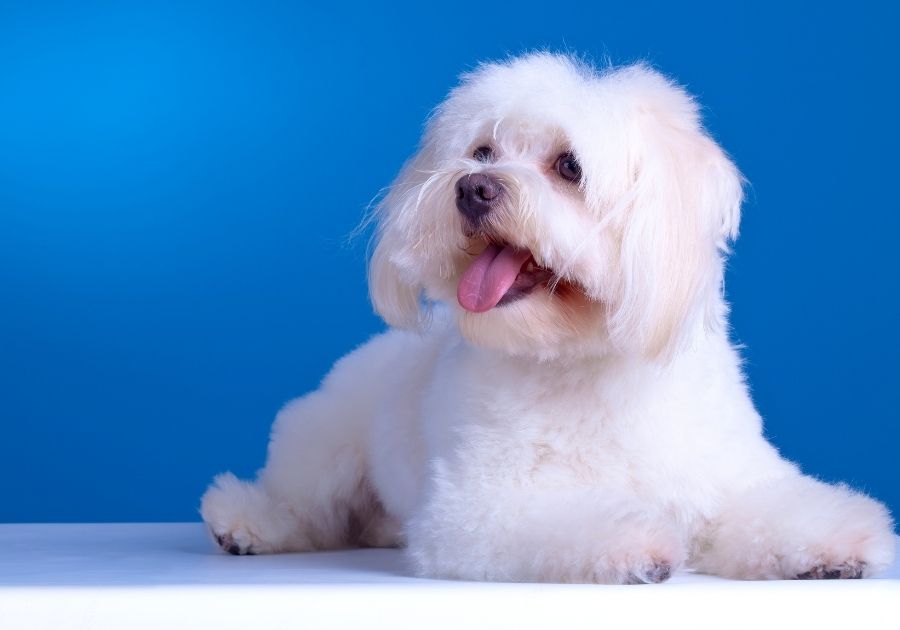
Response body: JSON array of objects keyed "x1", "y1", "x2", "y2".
[
  {"x1": 629, "y1": 561, "x2": 673, "y2": 584},
  {"x1": 212, "y1": 531, "x2": 254, "y2": 556},
  {"x1": 796, "y1": 562, "x2": 865, "y2": 580}
]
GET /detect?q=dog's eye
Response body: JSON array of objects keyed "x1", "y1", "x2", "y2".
[
  {"x1": 473, "y1": 146, "x2": 494, "y2": 162},
  {"x1": 555, "y1": 152, "x2": 581, "y2": 182}
]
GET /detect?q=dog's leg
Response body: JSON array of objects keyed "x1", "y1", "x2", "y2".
[
  {"x1": 201, "y1": 339, "x2": 406, "y2": 555},
  {"x1": 692, "y1": 474, "x2": 895, "y2": 579},
  {"x1": 201, "y1": 390, "x2": 401, "y2": 554},
  {"x1": 406, "y1": 480, "x2": 686, "y2": 583}
]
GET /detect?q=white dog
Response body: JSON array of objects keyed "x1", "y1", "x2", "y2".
[{"x1": 201, "y1": 53, "x2": 895, "y2": 583}]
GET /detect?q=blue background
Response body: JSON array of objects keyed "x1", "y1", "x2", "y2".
[{"x1": 1, "y1": 1, "x2": 897, "y2": 523}]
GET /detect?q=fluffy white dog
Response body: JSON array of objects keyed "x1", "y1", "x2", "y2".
[{"x1": 201, "y1": 53, "x2": 895, "y2": 583}]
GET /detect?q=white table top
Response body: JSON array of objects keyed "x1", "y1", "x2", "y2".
[{"x1": 1, "y1": 523, "x2": 898, "y2": 629}]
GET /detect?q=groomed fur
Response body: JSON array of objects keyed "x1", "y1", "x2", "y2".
[{"x1": 201, "y1": 53, "x2": 895, "y2": 583}]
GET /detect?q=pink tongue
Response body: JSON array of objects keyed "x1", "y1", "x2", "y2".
[{"x1": 457, "y1": 244, "x2": 533, "y2": 312}]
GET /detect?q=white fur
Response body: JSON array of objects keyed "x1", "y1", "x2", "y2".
[{"x1": 201, "y1": 53, "x2": 895, "y2": 583}]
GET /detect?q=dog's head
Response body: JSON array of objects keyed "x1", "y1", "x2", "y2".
[{"x1": 369, "y1": 53, "x2": 742, "y2": 360}]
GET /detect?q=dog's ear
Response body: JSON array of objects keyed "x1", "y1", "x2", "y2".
[
  {"x1": 368, "y1": 225, "x2": 422, "y2": 329},
  {"x1": 367, "y1": 159, "x2": 428, "y2": 330},
  {"x1": 601, "y1": 65, "x2": 743, "y2": 359}
]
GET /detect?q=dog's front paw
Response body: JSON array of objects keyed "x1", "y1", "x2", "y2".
[
  {"x1": 763, "y1": 483, "x2": 894, "y2": 580},
  {"x1": 592, "y1": 530, "x2": 684, "y2": 585},
  {"x1": 778, "y1": 519, "x2": 892, "y2": 581},
  {"x1": 200, "y1": 472, "x2": 300, "y2": 555},
  {"x1": 626, "y1": 559, "x2": 674, "y2": 584},
  {"x1": 795, "y1": 561, "x2": 865, "y2": 580},
  {"x1": 695, "y1": 476, "x2": 895, "y2": 580},
  {"x1": 211, "y1": 529, "x2": 256, "y2": 556},
  {"x1": 591, "y1": 510, "x2": 687, "y2": 584}
]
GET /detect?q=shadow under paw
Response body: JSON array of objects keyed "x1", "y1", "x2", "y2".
[
  {"x1": 796, "y1": 562, "x2": 865, "y2": 580},
  {"x1": 212, "y1": 530, "x2": 256, "y2": 556}
]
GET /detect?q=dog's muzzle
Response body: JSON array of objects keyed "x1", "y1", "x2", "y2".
[{"x1": 455, "y1": 173, "x2": 503, "y2": 224}]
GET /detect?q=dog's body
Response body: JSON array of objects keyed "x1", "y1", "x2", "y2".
[{"x1": 201, "y1": 53, "x2": 895, "y2": 583}]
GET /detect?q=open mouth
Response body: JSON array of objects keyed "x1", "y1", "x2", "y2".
[{"x1": 457, "y1": 241, "x2": 554, "y2": 312}]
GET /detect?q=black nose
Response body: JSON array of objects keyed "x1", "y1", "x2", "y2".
[{"x1": 455, "y1": 173, "x2": 502, "y2": 223}]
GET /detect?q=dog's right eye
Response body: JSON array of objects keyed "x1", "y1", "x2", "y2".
[{"x1": 473, "y1": 146, "x2": 494, "y2": 162}]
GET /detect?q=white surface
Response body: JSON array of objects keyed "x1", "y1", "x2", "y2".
[{"x1": 0, "y1": 523, "x2": 897, "y2": 630}]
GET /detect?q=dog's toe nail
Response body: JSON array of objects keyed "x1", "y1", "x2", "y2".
[
  {"x1": 213, "y1": 531, "x2": 243, "y2": 555},
  {"x1": 796, "y1": 562, "x2": 865, "y2": 580},
  {"x1": 211, "y1": 529, "x2": 256, "y2": 556},
  {"x1": 840, "y1": 562, "x2": 864, "y2": 579},
  {"x1": 629, "y1": 561, "x2": 672, "y2": 584},
  {"x1": 645, "y1": 562, "x2": 672, "y2": 583}
]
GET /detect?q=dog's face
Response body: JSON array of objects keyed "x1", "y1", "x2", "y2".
[{"x1": 370, "y1": 54, "x2": 743, "y2": 360}]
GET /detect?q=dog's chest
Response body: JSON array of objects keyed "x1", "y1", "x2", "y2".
[{"x1": 422, "y1": 348, "x2": 678, "y2": 487}]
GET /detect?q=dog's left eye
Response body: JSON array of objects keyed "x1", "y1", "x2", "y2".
[{"x1": 555, "y1": 152, "x2": 581, "y2": 182}]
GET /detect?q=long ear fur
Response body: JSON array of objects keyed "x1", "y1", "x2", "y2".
[
  {"x1": 368, "y1": 222, "x2": 423, "y2": 329},
  {"x1": 367, "y1": 154, "x2": 432, "y2": 329},
  {"x1": 605, "y1": 65, "x2": 743, "y2": 358}
]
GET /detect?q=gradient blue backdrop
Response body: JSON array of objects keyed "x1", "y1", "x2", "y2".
[{"x1": 1, "y1": 1, "x2": 897, "y2": 523}]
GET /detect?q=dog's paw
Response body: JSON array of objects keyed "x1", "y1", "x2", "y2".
[
  {"x1": 200, "y1": 472, "x2": 299, "y2": 555},
  {"x1": 597, "y1": 548, "x2": 680, "y2": 585},
  {"x1": 694, "y1": 476, "x2": 896, "y2": 580},
  {"x1": 795, "y1": 561, "x2": 865, "y2": 580},
  {"x1": 626, "y1": 559, "x2": 674, "y2": 584},
  {"x1": 770, "y1": 488, "x2": 895, "y2": 580},
  {"x1": 590, "y1": 517, "x2": 686, "y2": 584},
  {"x1": 211, "y1": 528, "x2": 257, "y2": 556}
]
